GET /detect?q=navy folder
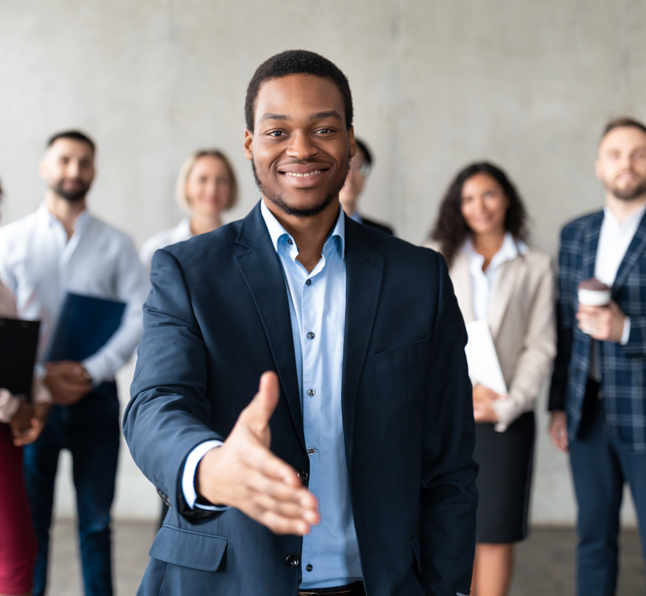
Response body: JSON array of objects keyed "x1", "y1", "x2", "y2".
[
  {"x1": 46, "y1": 293, "x2": 126, "y2": 363},
  {"x1": 0, "y1": 318, "x2": 41, "y2": 398}
]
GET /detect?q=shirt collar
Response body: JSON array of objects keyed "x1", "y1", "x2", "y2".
[
  {"x1": 38, "y1": 203, "x2": 91, "y2": 233},
  {"x1": 178, "y1": 217, "x2": 193, "y2": 238},
  {"x1": 603, "y1": 203, "x2": 646, "y2": 233},
  {"x1": 260, "y1": 200, "x2": 346, "y2": 259},
  {"x1": 350, "y1": 211, "x2": 363, "y2": 224},
  {"x1": 463, "y1": 232, "x2": 528, "y2": 267}
]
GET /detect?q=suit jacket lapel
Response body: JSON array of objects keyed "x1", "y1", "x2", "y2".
[
  {"x1": 342, "y1": 218, "x2": 384, "y2": 472},
  {"x1": 613, "y1": 210, "x2": 646, "y2": 290},
  {"x1": 582, "y1": 211, "x2": 604, "y2": 281},
  {"x1": 234, "y1": 204, "x2": 305, "y2": 451},
  {"x1": 488, "y1": 257, "x2": 525, "y2": 339}
]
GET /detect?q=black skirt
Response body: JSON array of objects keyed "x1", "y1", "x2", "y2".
[{"x1": 474, "y1": 411, "x2": 535, "y2": 544}]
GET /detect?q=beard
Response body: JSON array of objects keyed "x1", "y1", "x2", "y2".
[
  {"x1": 604, "y1": 171, "x2": 646, "y2": 202},
  {"x1": 51, "y1": 178, "x2": 90, "y2": 202},
  {"x1": 251, "y1": 157, "x2": 349, "y2": 218}
]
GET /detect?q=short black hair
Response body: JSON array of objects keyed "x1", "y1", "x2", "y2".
[
  {"x1": 355, "y1": 139, "x2": 373, "y2": 166},
  {"x1": 245, "y1": 50, "x2": 353, "y2": 132},
  {"x1": 46, "y1": 130, "x2": 96, "y2": 153},
  {"x1": 601, "y1": 117, "x2": 646, "y2": 141}
]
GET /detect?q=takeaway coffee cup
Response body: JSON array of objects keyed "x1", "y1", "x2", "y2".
[{"x1": 578, "y1": 278, "x2": 611, "y2": 334}]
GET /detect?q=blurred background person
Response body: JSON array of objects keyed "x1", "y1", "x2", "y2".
[
  {"x1": 0, "y1": 177, "x2": 51, "y2": 596},
  {"x1": 429, "y1": 162, "x2": 556, "y2": 596},
  {"x1": 338, "y1": 138, "x2": 395, "y2": 236},
  {"x1": 140, "y1": 148, "x2": 238, "y2": 528},
  {"x1": 140, "y1": 149, "x2": 238, "y2": 269},
  {"x1": 549, "y1": 118, "x2": 646, "y2": 596},
  {"x1": 0, "y1": 131, "x2": 149, "y2": 596}
]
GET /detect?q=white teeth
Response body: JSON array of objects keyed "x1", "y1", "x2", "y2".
[{"x1": 284, "y1": 170, "x2": 322, "y2": 177}]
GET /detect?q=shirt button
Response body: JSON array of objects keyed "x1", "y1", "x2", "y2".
[
  {"x1": 307, "y1": 389, "x2": 316, "y2": 397},
  {"x1": 297, "y1": 469, "x2": 309, "y2": 482},
  {"x1": 307, "y1": 332, "x2": 315, "y2": 339},
  {"x1": 305, "y1": 279, "x2": 311, "y2": 286},
  {"x1": 307, "y1": 447, "x2": 315, "y2": 455},
  {"x1": 306, "y1": 564, "x2": 313, "y2": 572},
  {"x1": 287, "y1": 238, "x2": 293, "y2": 245},
  {"x1": 285, "y1": 554, "x2": 300, "y2": 568}
]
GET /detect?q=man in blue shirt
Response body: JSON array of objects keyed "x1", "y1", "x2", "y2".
[{"x1": 125, "y1": 50, "x2": 477, "y2": 596}]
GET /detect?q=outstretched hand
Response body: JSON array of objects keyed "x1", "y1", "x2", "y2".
[{"x1": 196, "y1": 372, "x2": 320, "y2": 535}]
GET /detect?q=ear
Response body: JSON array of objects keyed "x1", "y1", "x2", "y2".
[
  {"x1": 243, "y1": 129, "x2": 254, "y2": 161},
  {"x1": 348, "y1": 127, "x2": 357, "y2": 160}
]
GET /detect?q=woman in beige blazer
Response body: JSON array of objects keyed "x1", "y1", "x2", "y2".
[{"x1": 428, "y1": 162, "x2": 556, "y2": 596}]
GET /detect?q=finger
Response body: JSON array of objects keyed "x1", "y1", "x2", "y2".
[
  {"x1": 245, "y1": 467, "x2": 318, "y2": 508},
  {"x1": 256, "y1": 509, "x2": 313, "y2": 536},
  {"x1": 243, "y1": 372, "x2": 280, "y2": 431},
  {"x1": 251, "y1": 491, "x2": 316, "y2": 520},
  {"x1": 241, "y1": 442, "x2": 302, "y2": 486}
]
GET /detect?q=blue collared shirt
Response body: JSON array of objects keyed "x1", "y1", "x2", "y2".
[
  {"x1": 260, "y1": 201, "x2": 361, "y2": 588},
  {"x1": 183, "y1": 200, "x2": 361, "y2": 588}
]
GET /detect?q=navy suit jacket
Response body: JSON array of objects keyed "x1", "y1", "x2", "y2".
[
  {"x1": 549, "y1": 209, "x2": 646, "y2": 452},
  {"x1": 124, "y1": 202, "x2": 478, "y2": 596}
]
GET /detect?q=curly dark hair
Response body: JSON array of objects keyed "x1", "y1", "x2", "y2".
[
  {"x1": 245, "y1": 50, "x2": 353, "y2": 132},
  {"x1": 430, "y1": 162, "x2": 529, "y2": 266}
]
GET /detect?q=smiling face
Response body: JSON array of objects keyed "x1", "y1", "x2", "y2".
[
  {"x1": 186, "y1": 155, "x2": 232, "y2": 217},
  {"x1": 244, "y1": 74, "x2": 356, "y2": 218},
  {"x1": 460, "y1": 172, "x2": 509, "y2": 237},
  {"x1": 596, "y1": 126, "x2": 646, "y2": 202}
]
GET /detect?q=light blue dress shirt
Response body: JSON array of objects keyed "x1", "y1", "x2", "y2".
[{"x1": 182, "y1": 201, "x2": 361, "y2": 589}]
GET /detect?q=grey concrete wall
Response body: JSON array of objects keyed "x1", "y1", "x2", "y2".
[{"x1": 1, "y1": 0, "x2": 644, "y2": 524}]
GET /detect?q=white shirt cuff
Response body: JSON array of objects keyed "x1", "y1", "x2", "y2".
[
  {"x1": 620, "y1": 317, "x2": 631, "y2": 346},
  {"x1": 181, "y1": 440, "x2": 228, "y2": 511}
]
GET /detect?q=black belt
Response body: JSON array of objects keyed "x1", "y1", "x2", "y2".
[{"x1": 298, "y1": 581, "x2": 365, "y2": 595}]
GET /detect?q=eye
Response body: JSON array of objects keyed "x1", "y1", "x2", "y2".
[
  {"x1": 316, "y1": 128, "x2": 335, "y2": 134},
  {"x1": 267, "y1": 130, "x2": 285, "y2": 137}
]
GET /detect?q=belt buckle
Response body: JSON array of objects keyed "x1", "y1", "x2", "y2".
[{"x1": 298, "y1": 592, "x2": 318, "y2": 596}]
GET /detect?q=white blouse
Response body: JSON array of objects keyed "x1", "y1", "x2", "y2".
[
  {"x1": 463, "y1": 232, "x2": 529, "y2": 322},
  {"x1": 139, "y1": 218, "x2": 194, "y2": 270}
]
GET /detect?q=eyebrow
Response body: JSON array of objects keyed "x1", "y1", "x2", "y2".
[
  {"x1": 258, "y1": 110, "x2": 343, "y2": 124},
  {"x1": 310, "y1": 111, "x2": 343, "y2": 122},
  {"x1": 259, "y1": 113, "x2": 290, "y2": 123}
]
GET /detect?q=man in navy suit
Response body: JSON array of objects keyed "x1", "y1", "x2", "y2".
[
  {"x1": 124, "y1": 50, "x2": 477, "y2": 596},
  {"x1": 549, "y1": 117, "x2": 646, "y2": 596}
]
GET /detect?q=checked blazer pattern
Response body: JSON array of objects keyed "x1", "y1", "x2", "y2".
[{"x1": 549, "y1": 209, "x2": 646, "y2": 452}]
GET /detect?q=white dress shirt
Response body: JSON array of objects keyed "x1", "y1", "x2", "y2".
[
  {"x1": 464, "y1": 232, "x2": 529, "y2": 322},
  {"x1": 0, "y1": 205, "x2": 149, "y2": 385},
  {"x1": 139, "y1": 218, "x2": 193, "y2": 269},
  {"x1": 595, "y1": 205, "x2": 646, "y2": 345}
]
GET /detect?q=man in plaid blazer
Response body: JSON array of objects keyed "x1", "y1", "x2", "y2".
[{"x1": 549, "y1": 117, "x2": 646, "y2": 596}]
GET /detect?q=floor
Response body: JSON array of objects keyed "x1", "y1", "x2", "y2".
[{"x1": 48, "y1": 520, "x2": 644, "y2": 595}]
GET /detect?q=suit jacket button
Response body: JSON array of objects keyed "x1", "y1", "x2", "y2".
[
  {"x1": 285, "y1": 554, "x2": 300, "y2": 568},
  {"x1": 297, "y1": 470, "x2": 309, "y2": 482}
]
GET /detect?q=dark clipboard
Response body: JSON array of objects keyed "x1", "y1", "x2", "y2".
[
  {"x1": 0, "y1": 318, "x2": 41, "y2": 399},
  {"x1": 45, "y1": 292, "x2": 126, "y2": 363}
]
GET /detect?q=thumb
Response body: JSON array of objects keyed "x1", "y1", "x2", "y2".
[{"x1": 244, "y1": 371, "x2": 280, "y2": 433}]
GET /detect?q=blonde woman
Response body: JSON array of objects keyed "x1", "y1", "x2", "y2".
[{"x1": 140, "y1": 149, "x2": 238, "y2": 268}]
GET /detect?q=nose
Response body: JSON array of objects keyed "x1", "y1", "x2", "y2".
[
  {"x1": 286, "y1": 131, "x2": 318, "y2": 161},
  {"x1": 66, "y1": 160, "x2": 81, "y2": 178}
]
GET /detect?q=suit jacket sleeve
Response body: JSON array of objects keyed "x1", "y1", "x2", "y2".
[
  {"x1": 493, "y1": 256, "x2": 557, "y2": 430},
  {"x1": 123, "y1": 248, "x2": 223, "y2": 520},
  {"x1": 420, "y1": 253, "x2": 478, "y2": 595},
  {"x1": 549, "y1": 226, "x2": 574, "y2": 411}
]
